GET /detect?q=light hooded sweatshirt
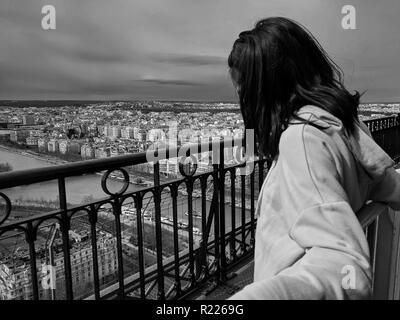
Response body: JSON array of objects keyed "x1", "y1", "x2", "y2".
[{"x1": 229, "y1": 105, "x2": 400, "y2": 300}]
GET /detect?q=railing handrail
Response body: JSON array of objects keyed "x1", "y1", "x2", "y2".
[
  {"x1": 363, "y1": 114, "x2": 398, "y2": 123},
  {"x1": 356, "y1": 198, "x2": 400, "y2": 300},
  {"x1": 364, "y1": 114, "x2": 400, "y2": 132},
  {"x1": 358, "y1": 201, "x2": 388, "y2": 228},
  {"x1": 0, "y1": 137, "x2": 244, "y2": 189},
  {"x1": 358, "y1": 170, "x2": 400, "y2": 227}
]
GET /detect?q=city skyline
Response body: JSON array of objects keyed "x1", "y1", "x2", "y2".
[{"x1": 1, "y1": 0, "x2": 400, "y2": 102}]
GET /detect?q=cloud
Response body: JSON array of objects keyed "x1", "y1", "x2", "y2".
[
  {"x1": 150, "y1": 53, "x2": 227, "y2": 67},
  {"x1": 135, "y1": 78, "x2": 202, "y2": 86},
  {"x1": 0, "y1": 0, "x2": 400, "y2": 101},
  {"x1": 65, "y1": 48, "x2": 133, "y2": 64}
]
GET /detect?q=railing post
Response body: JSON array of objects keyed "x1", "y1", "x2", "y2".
[
  {"x1": 134, "y1": 194, "x2": 146, "y2": 299},
  {"x1": 372, "y1": 208, "x2": 398, "y2": 299},
  {"x1": 26, "y1": 222, "x2": 39, "y2": 300},
  {"x1": 58, "y1": 177, "x2": 73, "y2": 300},
  {"x1": 219, "y1": 139, "x2": 227, "y2": 281},
  {"x1": 153, "y1": 161, "x2": 165, "y2": 300},
  {"x1": 170, "y1": 185, "x2": 182, "y2": 297},
  {"x1": 230, "y1": 168, "x2": 237, "y2": 262},
  {"x1": 186, "y1": 178, "x2": 196, "y2": 287},
  {"x1": 240, "y1": 173, "x2": 246, "y2": 254},
  {"x1": 212, "y1": 141, "x2": 221, "y2": 283},
  {"x1": 250, "y1": 165, "x2": 255, "y2": 249},
  {"x1": 88, "y1": 204, "x2": 101, "y2": 300},
  {"x1": 199, "y1": 175, "x2": 209, "y2": 279},
  {"x1": 390, "y1": 210, "x2": 400, "y2": 299},
  {"x1": 113, "y1": 199, "x2": 125, "y2": 299}
]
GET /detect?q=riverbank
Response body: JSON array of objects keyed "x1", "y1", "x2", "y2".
[
  {"x1": 0, "y1": 144, "x2": 67, "y2": 167},
  {"x1": 0, "y1": 144, "x2": 153, "y2": 187}
]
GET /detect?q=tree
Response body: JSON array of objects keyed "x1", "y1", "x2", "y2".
[
  {"x1": 0, "y1": 162, "x2": 13, "y2": 173},
  {"x1": 132, "y1": 177, "x2": 144, "y2": 184}
]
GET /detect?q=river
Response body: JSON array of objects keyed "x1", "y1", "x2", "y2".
[{"x1": 0, "y1": 148, "x2": 140, "y2": 205}]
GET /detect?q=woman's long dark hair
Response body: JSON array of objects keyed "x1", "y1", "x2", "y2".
[{"x1": 228, "y1": 17, "x2": 360, "y2": 159}]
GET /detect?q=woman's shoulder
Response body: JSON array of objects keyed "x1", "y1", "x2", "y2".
[
  {"x1": 279, "y1": 119, "x2": 338, "y2": 157},
  {"x1": 279, "y1": 105, "x2": 347, "y2": 158},
  {"x1": 277, "y1": 118, "x2": 346, "y2": 205}
]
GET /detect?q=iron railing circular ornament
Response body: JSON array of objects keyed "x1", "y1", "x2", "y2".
[
  {"x1": 0, "y1": 192, "x2": 11, "y2": 226},
  {"x1": 178, "y1": 155, "x2": 198, "y2": 177},
  {"x1": 101, "y1": 168, "x2": 130, "y2": 196},
  {"x1": 235, "y1": 146, "x2": 248, "y2": 168}
]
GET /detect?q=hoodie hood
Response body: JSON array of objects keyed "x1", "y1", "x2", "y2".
[{"x1": 294, "y1": 105, "x2": 394, "y2": 181}]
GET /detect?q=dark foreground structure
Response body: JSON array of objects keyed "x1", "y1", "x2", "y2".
[{"x1": 1, "y1": 115, "x2": 400, "y2": 300}]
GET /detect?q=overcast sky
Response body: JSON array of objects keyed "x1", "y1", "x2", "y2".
[{"x1": 0, "y1": 0, "x2": 399, "y2": 102}]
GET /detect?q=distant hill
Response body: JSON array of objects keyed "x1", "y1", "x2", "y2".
[{"x1": 0, "y1": 100, "x2": 104, "y2": 108}]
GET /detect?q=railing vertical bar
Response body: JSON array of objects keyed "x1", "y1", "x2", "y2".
[
  {"x1": 187, "y1": 181, "x2": 195, "y2": 287},
  {"x1": 219, "y1": 140, "x2": 227, "y2": 279},
  {"x1": 171, "y1": 185, "x2": 181, "y2": 296},
  {"x1": 26, "y1": 222, "x2": 39, "y2": 300},
  {"x1": 250, "y1": 165, "x2": 255, "y2": 247},
  {"x1": 200, "y1": 177, "x2": 209, "y2": 277},
  {"x1": 113, "y1": 200, "x2": 125, "y2": 299},
  {"x1": 258, "y1": 161, "x2": 265, "y2": 192},
  {"x1": 58, "y1": 177, "x2": 73, "y2": 300},
  {"x1": 369, "y1": 218, "x2": 379, "y2": 291},
  {"x1": 88, "y1": 205, "x2": 101, "y2": 300},
  {"x1": 153, "y1": 161, "x2": 165, "y2": 299},
  {"x1": 212, "y1": 160, "x2": 221, "y2": 281},
  {"x1": 230, "y1": 168, "x2": 236, "y2": 262},
  {"x1": 134, "y1": 195, "x2": 146, "y2": 299},
  {"x1": 241, "y1": 174, "x2": 246, "y2": 253}
]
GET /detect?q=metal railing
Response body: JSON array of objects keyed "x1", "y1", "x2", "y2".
[
  {"x1": 364, "y1": 115, "x2": 400, "y2": 161},
  {"x1": 0, "y1": 137, "x2": 267, "y2": 300},
  {"x1": 0, "y1": 114, "x2": 400, "y2": 300},
  {"x1": 358, "y1": 200, "x2": 400, "y2": 299}
]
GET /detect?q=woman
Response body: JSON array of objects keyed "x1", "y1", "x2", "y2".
[{"x1": 228, "y1": 17, "x2": 400, "y2": 300}]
